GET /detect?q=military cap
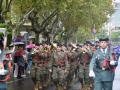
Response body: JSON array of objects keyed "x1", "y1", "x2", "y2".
[
  {"x1": 95, "y1": 40, "x2": 99, "y2": 43},
  {"x1": 86, "y1": 41, "x2": 92, "y2": 45},
  {"x1": 99, "y1": 38, "x2": 109, "y2": 41},
  {"x1": 76, "y1": 44, "x2": 82, "y2": 47},
  {"x1": 68, "y1": 43, "x2": 72, "y2": 47},
  {"x1": 57, "y1": 43, "x2": 62, "y2": 47}
]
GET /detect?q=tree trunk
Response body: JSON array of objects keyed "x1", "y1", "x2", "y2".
[
  {"x1": 0, "y1": 12, "x2": 5, "y2": 23},
  {"x1": 35, "y1": 32, "x2": 40, "y2": 44},
  {"x1": 64, "y1": 37, "x2": 68, "y2": 46},
  {"x1": 46, "y1": 35, "x2": 51, "y2": 44}
]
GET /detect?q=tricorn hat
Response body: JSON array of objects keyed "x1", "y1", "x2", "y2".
[{"x1": 99, "y1": 38, "x2": 109, "y2": 41}]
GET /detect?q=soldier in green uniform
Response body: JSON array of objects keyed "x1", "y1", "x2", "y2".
[
  {"x1": 89, "y1": 34, "x2": 118, "y2": 90},
  {"x1": 32, "y1": 44, "x2": 51, "y2": 90},
  {"x1": 67, "y1": 45, "x2": 78, "y2": 81},
  {"x1": 49, "y1": 43, "x2": 69, "y2": 90},
  {"x1": 78, "y1": 43, "x2": 92, "y2": 89}
]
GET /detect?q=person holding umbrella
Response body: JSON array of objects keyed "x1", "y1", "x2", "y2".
[{"x1": 13, "y1": 42, "x2": 26, "y2": 79}]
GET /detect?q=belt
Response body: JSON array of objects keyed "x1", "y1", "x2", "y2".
[{"x1": 96, "y1": 66, "x2": 111, "y2": 71}]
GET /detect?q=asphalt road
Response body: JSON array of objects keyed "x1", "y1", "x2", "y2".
[
  {"x1": 113, "y1": 57, "x2": 120, "y2": 90},
  {"x1": 8, "y1": 77, "x2": 34, "y2": 90},
  {"x1": 7, "y1": 57, "x2": 120, "y2": 90},
  {"x1": 7, "y1": 77, "x2": 81, "y2": 90}
]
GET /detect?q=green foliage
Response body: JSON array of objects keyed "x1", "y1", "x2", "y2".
[
  {"x1": 73, "y1": 27, "x2": 93, "y2": 43},
  {"x1": 11, "y1": 0, "x2": 113, "y2": 43},
  {"x1": 111, "y1": 32, "x2": 120, "y2": 39},
  {"x1": 0, "y1": 23, "x2": 12, "y2": 45},
  {"x1": 0, "y1": 23, "x2": 12, "y2": 34},
  {"x1": 7, "y1": 33, "x2": 12, "y2": 45}
]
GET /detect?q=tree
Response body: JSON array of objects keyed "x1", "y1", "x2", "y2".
[
  {"x1": 0, "y1": 0, "x2": 13, "y2": 23},
  {"x1": 67, "y1": 0, "x2": 113, "y2": 43},
  {"x1": 111, "y1": 32, "x2": 120, "y2": 39},
  {"x1": 10, "y1": 0, "x2": 113, "y2": 43}
]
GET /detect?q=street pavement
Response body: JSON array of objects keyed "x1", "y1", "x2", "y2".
[
  {"x1": 113, "y1": 57, "x2": 120, "y2": 90},
  {"x1": 7, "y1": 77, "x2": 34, "y2": 90},
  {"x1": 68, "y1": 79, "x2": 81, "y2": 90},
  {"x1": 7, "y1": 77, "x2": 81, "y2": 90},
  {"x1": 7, "y1": 57, "x2": 120, "y2": 90}
]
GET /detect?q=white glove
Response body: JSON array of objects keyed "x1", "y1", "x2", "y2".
[
  {"x1": 89, "y1": 70, "x2": 95, "y2": 78},
  {"x1": 110, "y1": 60, "x2": 116, "y2": 65},
  {"x1": 49, "y1": 69, "x2": 52, "y2": 72},
  {"x1": 64, "y1": 69, "x2": 68, "y2": 73}
]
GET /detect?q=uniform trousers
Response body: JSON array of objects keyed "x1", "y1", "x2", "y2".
[{"x1": 94, "y1": 80, "x2": 113, "y2": 90}]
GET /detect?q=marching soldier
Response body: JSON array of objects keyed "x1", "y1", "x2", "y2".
[
  {"x1": 78, "y1": 42, "x2": 92, "y2": 89},
  {"x1": 67, "y1": 44, "x2": 79, "y2": 80},
  {"x1": 49, "y1": 43, "x2": 69, "y2": 90},
  {"x1": 89, "y1": 34, "x2": 118, "y2": 90},
  {"x1": 33, "y1": 44, "x2": 51, "y2": 90}
]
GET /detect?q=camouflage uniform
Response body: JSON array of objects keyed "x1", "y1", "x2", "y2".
[
  {"x1": 67, "y1": 49, "x2": 79, "y2": 80},
  {"x1": 33, "y1": 46, "x2": 51, "y2": 89},
  {"x1": 49, "y1": 48, "x2": 69, "y2": 89},
  {"x1": 78, "y1": 47, "x2": 92, "y2": 85}
]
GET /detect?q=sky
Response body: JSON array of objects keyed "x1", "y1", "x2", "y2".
[
  {"x1": 109, "y1": 1, "x2": 120, "y2": 27},
  {"x1": 113, "y1": 0, "x2": 120, "y2": 3}
]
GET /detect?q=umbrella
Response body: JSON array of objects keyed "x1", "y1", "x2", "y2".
[
  {"x1": 26, "y1": 44, "x2": 35, "y2": 49},
  {"x1": 13, "y1": 35, "x2": 24, "y2": 42},
  {"x1": 13, "y1": 42, "x2": 25, "y2": 45}
]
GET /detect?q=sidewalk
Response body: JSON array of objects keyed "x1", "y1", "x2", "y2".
[{"x1": 113, "y1": 57, "x2": 120, "y2": 90}]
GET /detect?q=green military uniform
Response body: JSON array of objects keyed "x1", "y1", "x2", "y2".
[
  {"x1": 49, "y1": 48, "x2": 69, "y2": 89},
  {"x1": 78, "y1": 46, "x2": 92, "y2": 84},
  {"x1": 33, "y1": 46, "x2": 50, "y2": 89},
  {"x1": 89, "y1": 34, "x2": 118, "y2": 90},
  {"x1": 67, "y1": 49, "x2": 79, "y2": 80},
  {"x1": 36, "y1": 49, "x2": 50, "y2": 80}
]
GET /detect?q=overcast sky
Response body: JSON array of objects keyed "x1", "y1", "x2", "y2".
[
  {"x1": 113, "y1": 0, "x2": 120, "y2": 3},
  {"x1": 109, "y1": 0, "x2": 120, "y2": 27}
]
